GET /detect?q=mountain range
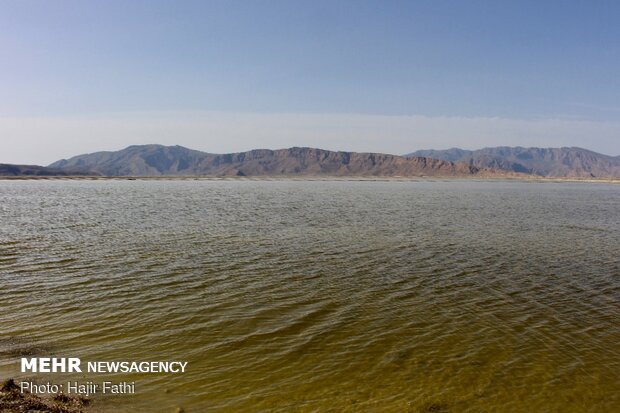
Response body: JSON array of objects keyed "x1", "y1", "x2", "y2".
[
  {"x1": 48, "y1": 145, "x2": 491, "y2": 177},
  {"x1": 407, "y1": 146, "x2": 620, "y2": 178},
  {"x1": 0, "y1": 145, "x2": 617, "y2": 178}
]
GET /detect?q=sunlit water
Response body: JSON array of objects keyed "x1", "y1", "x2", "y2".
[{"x1": 1, "y1": 180, "x2": 619, "y2": 412}]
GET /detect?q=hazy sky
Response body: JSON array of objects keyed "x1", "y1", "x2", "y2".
[{"x1": 1, "y1": 0, "x2": 619, "y2": 164}]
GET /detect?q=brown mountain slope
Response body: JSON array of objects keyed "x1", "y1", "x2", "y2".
[{"x1": 49, "y1": 145, "x2": 510, "y2": 177}]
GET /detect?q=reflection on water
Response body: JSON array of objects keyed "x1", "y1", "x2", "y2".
[{"x1": 0, "y1": 180, "x2": 619, "y2": 412}]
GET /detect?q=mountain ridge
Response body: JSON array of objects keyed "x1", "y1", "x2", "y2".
[
  {"x1": 2, "y1": 144, "x2": 617, "y2": 178},
  {"x1": 48, "y1": 145, "x2": 505, "y2": 177},
  {"x1": 406, "y1": 146, "x2": 620, "y2": 178},
  {"x1": 0, "y1": 163, "x2": 99, "y2": 177}
]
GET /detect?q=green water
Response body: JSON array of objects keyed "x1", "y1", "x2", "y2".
[{"x1": 1, "y1": 180, "x2": 619, "y2": 412}]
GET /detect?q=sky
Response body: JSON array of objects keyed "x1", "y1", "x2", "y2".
[{"x1": 1, "y1": 0, "x2": 619, "y2": 164}]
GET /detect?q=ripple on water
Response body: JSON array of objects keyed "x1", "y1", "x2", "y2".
[{"x1": 0, "y1": 180, "x2": 619, "y2": 412}]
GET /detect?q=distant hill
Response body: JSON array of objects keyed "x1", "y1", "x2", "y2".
[
  {"x1": 0, "y1": 163, "x2": 98, "y2": 177},
  {"x1": 410, "y1": 148, "x2": 473, "y2": 163},
  {"x1": 49, "y1": 145, "x2": 506, "y2": 177},
  {"x1": 406, "y1": 147, "x2": 620, "y2": 178}
]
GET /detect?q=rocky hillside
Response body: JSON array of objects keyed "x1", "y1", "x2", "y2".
[
  {"x1": 49, "y1": 145, "x2": 502, "y2": 177},
  {"x1": 406, "y1": 147, "x2": 620, "y2": 178}
]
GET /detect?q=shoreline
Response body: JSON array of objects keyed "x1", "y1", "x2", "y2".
[
  {"x1": 0, "y1": 175, "x2": 619, "y2": 184},
  {"x1": 0, "y1": 379, "x2": 90, "y2": 413}
]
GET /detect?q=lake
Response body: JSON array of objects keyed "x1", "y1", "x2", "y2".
[{"x1": 1, "y1": 179, "x2": 619, "y2": 412}]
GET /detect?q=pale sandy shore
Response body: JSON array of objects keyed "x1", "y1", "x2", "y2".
[{"x1": 0, "y1": 175, "x2": 619, "y2": 184}]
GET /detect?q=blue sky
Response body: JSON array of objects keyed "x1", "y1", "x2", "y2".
[{"x1": 1, "y1": 0, "x2": 619, "y2": 164}]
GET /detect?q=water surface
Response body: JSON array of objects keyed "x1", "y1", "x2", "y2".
[{"x1": 1, "y1": 180, "x2": 619, "y2": 412}]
